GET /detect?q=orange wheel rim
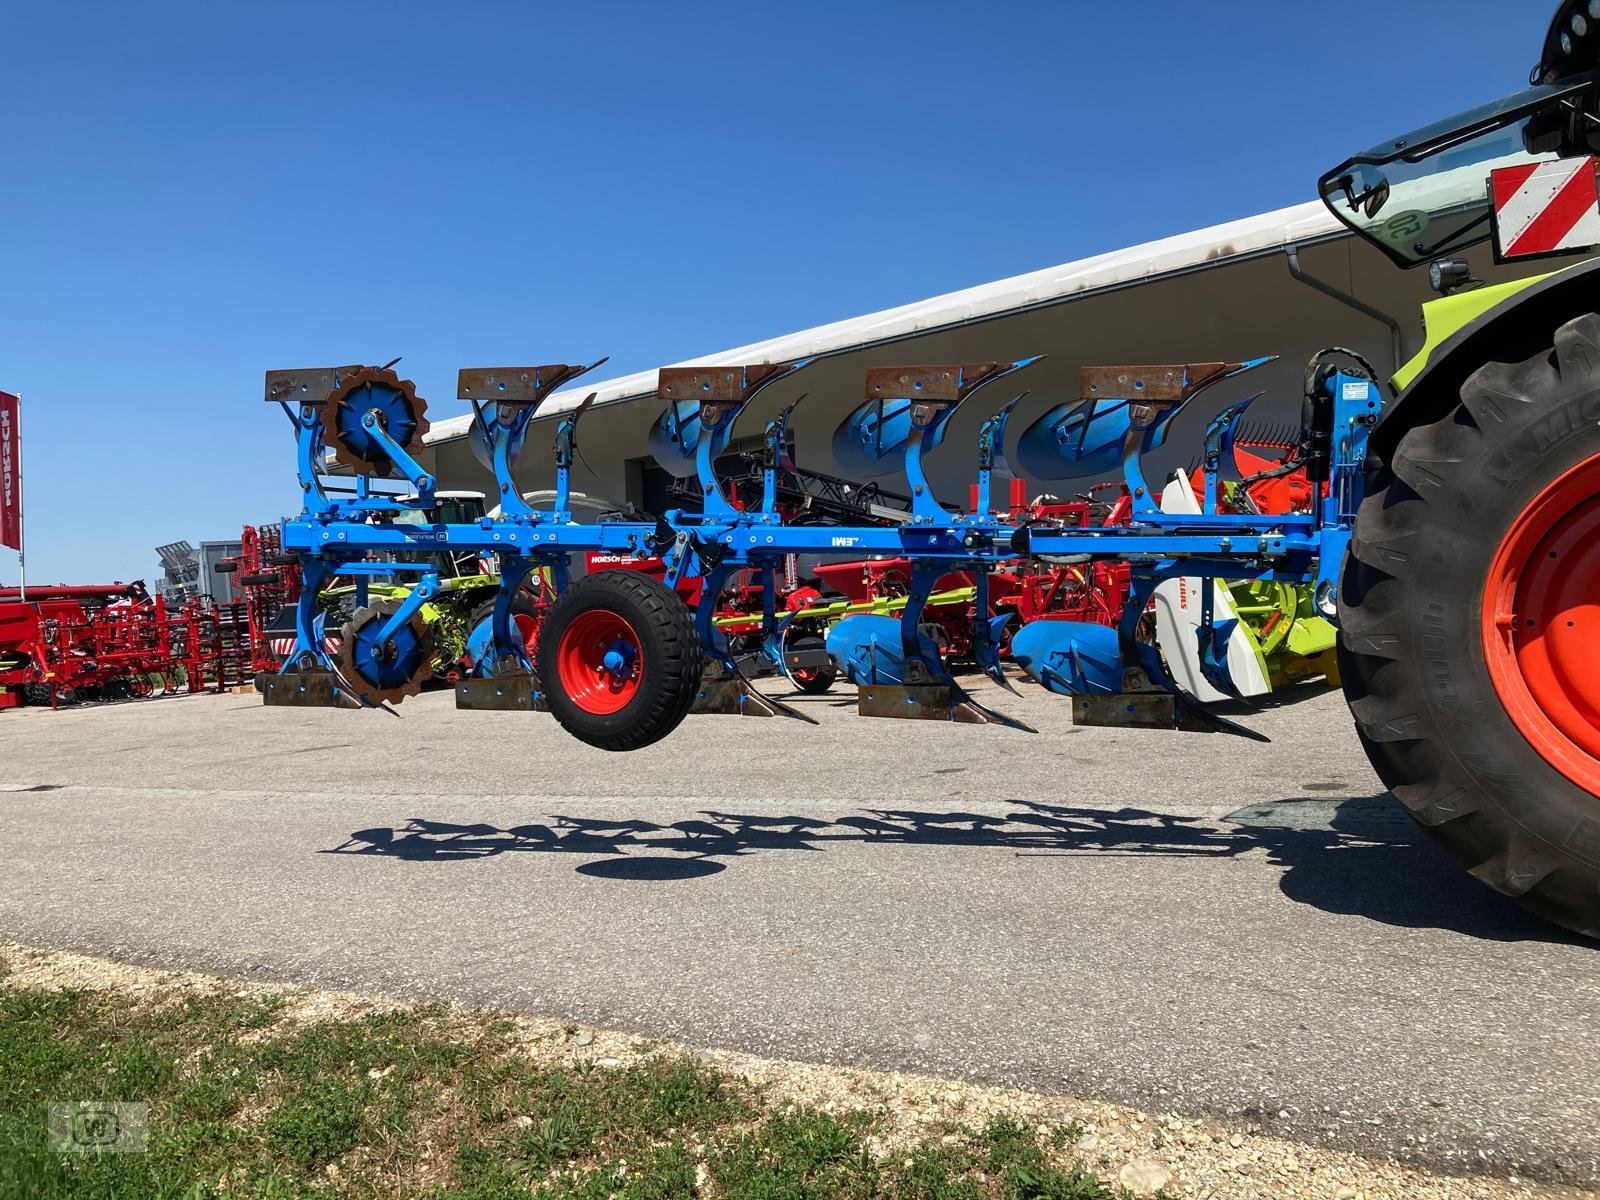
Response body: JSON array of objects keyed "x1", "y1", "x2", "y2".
[{"x1": 1483, "y1": 451, "x2": 1600, "y2": 794}]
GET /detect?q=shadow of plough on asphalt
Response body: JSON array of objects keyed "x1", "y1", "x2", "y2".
[{"x1": 326, "y1": 796, "x2": 1576, "y2": 944}]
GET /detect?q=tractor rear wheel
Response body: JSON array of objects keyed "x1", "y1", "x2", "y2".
[
  {"x1": 536, "y1": 570, "x2": 701, "y2": 751},
  {"x1": 1340, "y1": 313, "x2": 1600, "y2": 937}
]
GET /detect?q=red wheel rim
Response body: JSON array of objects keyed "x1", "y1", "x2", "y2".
[
  {"x1": 1483, "y1": 451, "x2": 1600, "y2": 794},
  {"x1": 557, "y1": 608, "x2": 643, "y2": 715}
]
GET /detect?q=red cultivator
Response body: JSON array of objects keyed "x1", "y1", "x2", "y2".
[
  {"x1": 217, "y1": 524, "x2": 304, "y2": 673},
  {"x1": 0, "y1": 583, "x2": 238, "y2": 709}
]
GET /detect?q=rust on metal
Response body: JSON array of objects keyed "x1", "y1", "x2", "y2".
[
  {"x1": 457, "y1": 364, "x2": 594, "y2": 406},
  {"x1": 693, "y1": 676, "x2": 780, "y2": 717},
  {"x1": 858, "y1": 683, "x2": 987, "y2": 724},
  {"x1": 264, "y1": 366, "x2": 364, "y2": 406},
  {"x1": 692, "y1": 663, "x2": 818, "y2": 722},
  {"x1": 1079, "y1": 362, "x2": 1240, "y2": 403},
  {"x1": 258, "y1": 670, "x2": 356, "y2": 709},
  {"x1": 864, "y1": 363, "x2": 1005, "y2": 404},
  {"x1": 658, "y1": 363, "x2": 788, "y2": 405},
  {"x1": 332, "y1": 599, "x2": 434, "y2": 708},
  {"x1": 1072, "y1": 692, "x2": 1213, "y2": 733}
]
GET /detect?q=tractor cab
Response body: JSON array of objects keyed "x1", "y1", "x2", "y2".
[
  {"x1": 392, "y1": 490, "x2": 488, "y2": 526},
  {"x1": 1319, "y1": 68, "x2": 1600, "y2": 270},
  {"x1": 391, "y1": 490, "x2": 490, "y2": 578}
]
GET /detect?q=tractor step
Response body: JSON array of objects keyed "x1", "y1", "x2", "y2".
[{"x1": 454, "y1": 674, "x2": 545, "y2": 712}]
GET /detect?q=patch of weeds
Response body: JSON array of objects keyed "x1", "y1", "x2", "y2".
[
  {"x1": 980, "y1": 1116, "x2": 1117, "y2": 1200},
  {"x1": 711, "y1": 1107, "x2": 879, "y2": 1199},
  {"x1": 263, "y1": 1075, "x2": 371, "y2": 1170},
  {"x1": 251, "y1": 1005, "x2": 467, "y2": 1083},
  {"x1": 885, "y1": 1142, "x2": 984, "y2": 1199},
  {"x1": 454, "y1": 1054, "x2": 750, "y2": 1191},
  {"x1": 171, "y1": 1049, "x2": 249, "y2": 1123},
  {"x1": 536, "y1": 1140, "x2": 700, "y2": 1199},
  {"x1": 1045, "y1": 1121, "x2": 1085, "y2": 1153},
  {"x1": 240, "y1": 992, "x2": 289, "y2": 1030}
]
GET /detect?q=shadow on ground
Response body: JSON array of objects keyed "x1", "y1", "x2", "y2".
[{"x1": 327, "y1": 794, "x2": 1574, "y2": 944}]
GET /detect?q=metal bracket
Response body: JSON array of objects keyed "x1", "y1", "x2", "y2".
[
  {"x1": 258, "y1": 670, "x2": 359, "y2": 709},
  {"x1": 1072, "y1": 691, "x2": 1214, "y2": 733},
  {"x1": 857, "y1": 659, "x2": 1035, "y2": 730},
  {"x1": 457, "y1": 360, "x2": 607, "y2": 408},
  {"x1": 692, "y1": 662, "x2": 817, "y2": 721},
  {"x1": 455, "y1": 673, "x2": 544, "y2": 711}
]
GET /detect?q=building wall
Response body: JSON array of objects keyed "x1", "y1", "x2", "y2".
[
  {"x1": 198, "y1": 540, "x2": 244, "y2": 603},
  {"x1": 425, "y1": 235, "x2": 1551, "y2": 520}
]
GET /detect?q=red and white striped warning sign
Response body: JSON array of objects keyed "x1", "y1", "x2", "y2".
[
  {"x1": 1490, "y1": 157, "x2": 1600, "y2": 260},
  {"x1": 270, "y1": 635, "x2": 339, "y2": 659}
]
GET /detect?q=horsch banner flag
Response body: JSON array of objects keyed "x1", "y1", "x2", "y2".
[{"x1": 0, "y1": 392, "x2": 19, "y2": 552}]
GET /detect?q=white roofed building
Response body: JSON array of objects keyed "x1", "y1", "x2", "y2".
[{"x1": 415, "y1": 200, "x2": 1556, "y2": 516}]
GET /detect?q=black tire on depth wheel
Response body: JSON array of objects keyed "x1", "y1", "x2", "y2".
[
  {"x1": 239, "y1": 573, "x2": 279, "y2": 587},
  {"x1": 786, "y1": 634, "x2": 837, "y2": 694},
  {"x1": 1339, "y1": 313, "x2": 1600, "y2": 937},
  {"x1": 536, "y1": 570, "x2": 702, "y2": 751}
]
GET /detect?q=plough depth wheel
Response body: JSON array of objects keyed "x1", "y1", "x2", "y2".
[
  {"x1": 1340, "y1": 313, "x2": 1600, "y2": 938},
  {"x1": 536, "y1": 570, "x2": 702, "y2": 751},
  {"x1": 326, "y1": 366, "x2": 430, "y2": 477},
  {"x1": 334, "y1": 597, "x2": 435, "y2": 707}
]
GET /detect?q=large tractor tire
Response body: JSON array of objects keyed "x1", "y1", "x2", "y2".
[
  {"x1": 1340, "y1": 313, "x2": 1600, "y2": 937},
  {"x1": 536, "y1": 570, "x2": 702, "y2": 751}
]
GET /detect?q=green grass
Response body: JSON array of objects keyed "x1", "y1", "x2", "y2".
[{"x1": 0, "y1": 958, "x2": 1128, "y2": 1199}]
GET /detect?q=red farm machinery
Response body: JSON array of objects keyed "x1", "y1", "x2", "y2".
[{"x1": 0, "y1": 583, "x2": 238, "y2": 709}]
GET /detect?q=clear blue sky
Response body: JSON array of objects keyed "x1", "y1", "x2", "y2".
[{"x1": 0, "y1": 0, "x2": 1543, "y2": 585}]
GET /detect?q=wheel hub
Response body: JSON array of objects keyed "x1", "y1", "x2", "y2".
[
  {"x1": 334, "y1": 599, "x2": 434, "y2": 706},
  {"x1": 557, "y1": 609, "x2": 643, "y2": 715}
]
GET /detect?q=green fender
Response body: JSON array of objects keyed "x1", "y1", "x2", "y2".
[{"x1": 1374, "y1": 255, "x2": 1600, "y2": 462}]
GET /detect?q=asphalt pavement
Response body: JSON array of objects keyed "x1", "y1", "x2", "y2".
[{"x1": 1, "y1": 680, "x2": 1595, "y2": 1185}]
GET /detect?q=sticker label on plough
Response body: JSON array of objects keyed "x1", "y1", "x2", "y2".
[{"x1": 1490, "y1": 157, "x2": 1600, "y2": 261}]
